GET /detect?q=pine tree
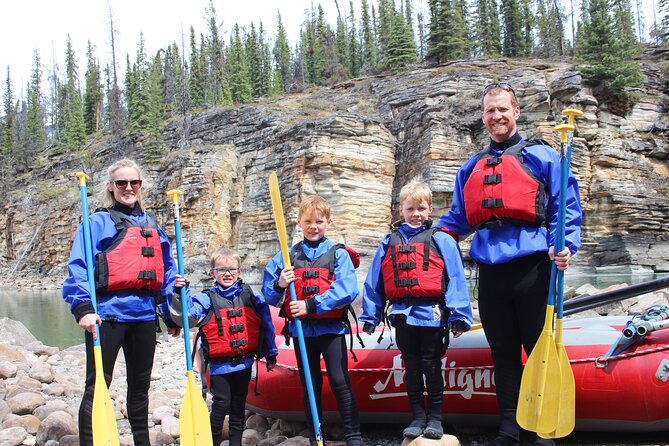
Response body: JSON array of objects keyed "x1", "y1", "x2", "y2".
[
  {"x1": 26, "y1": 52, "x2": 47, "y2": 155},
  {"x1": 520, "y1": 0, "x2": 534, "y2": 56},
  {"x1": 360, "y1": 0, "x2": 379, "y2": 73},
  {"x1": 58, "y1": 37, "x2": 86, "y2": 151},
  {"x1": 575, "y1": 0, "x2": 643, "y2": 98},
  {"x1": 142, "y1": 52, "x2": 166, "y2": 162},
  {"x1": 335, "y1": 15, "x2": 351, "y2": 77},
  {"x1": 427, "y1": 0, "x2": 469, "y2": 63},
  {"x1": 246, "y1": 23, "x2": 263, "y2": 98},
  {"x1": 258, "y1": 22, "x2": 273, "y2": 97},
  {"x1": 2, "y1": 67, "x2": 15, "y2": 186},
  {"x1": 273, "y1": 12, "x2": 292, "y2": 94},
  {"x1": 228, "y1": 24, "x2": 252, "y2": 103},
  {"x1": 416, "y1": 11, "x2": 427, "y2": 59},
  {"x1": 83, "y1": 41, "x2": 103, "y2": 135},
  {"x1": 386, "y1": 8, "x2": 418, "y2": 70},
  {"x1": 473, "y1": 0, "x2": 502, "y2": 56},
  {"x1": 501, "y1": 0, "x2": 524, "y2": 56},
  {"x1": 348, "y1": 1, "x2": 361, "y2": 77}
]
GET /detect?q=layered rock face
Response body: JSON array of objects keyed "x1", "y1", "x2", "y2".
[{"x1": 1, "y1": 51, "x2": 667, "y2": 287}]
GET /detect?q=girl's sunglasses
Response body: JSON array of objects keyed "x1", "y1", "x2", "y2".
[{"x1": 113, "y1": 179, "x2": 143, "y2": 189}]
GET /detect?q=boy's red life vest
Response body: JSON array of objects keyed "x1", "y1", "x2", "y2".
[
  {"x1": 282, "y1": 242, "x2": 360, "y2": 321},
  {"x1": 199, "y1": 286, "x2": 262, "y2": 361},
  {"x1": 463, "y1": 141, "x2": 548, "y2": 230},
  {"x1": 95, "y1": 208, "x2": 164, "y2": 294},
  {"x1": 381, "y1": 227, "x2": 447, "y2": 303}
]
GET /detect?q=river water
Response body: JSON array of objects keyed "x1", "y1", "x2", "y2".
[{"x1": 1, "y1": 270, "x2": 667, "y2": 349}]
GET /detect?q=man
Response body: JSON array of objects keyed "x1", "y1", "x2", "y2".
[{"x1": 438, "y1": 83, "x2": 582, "y2": 446}]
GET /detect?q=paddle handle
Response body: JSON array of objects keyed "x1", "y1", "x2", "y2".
[
  {"x1": 268, "y1": 172, "x2": 323, "y2": 446},
  {"x1": 75, "y1": 172, "x2": 103, "y2": 348},
  {"x1": 166, "y1": 189, "x2": 195, "y2": 372}
]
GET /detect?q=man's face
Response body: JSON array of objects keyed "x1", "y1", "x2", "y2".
[{"x1": 482, "y1": 89, "x2": 521, "y2": 143}]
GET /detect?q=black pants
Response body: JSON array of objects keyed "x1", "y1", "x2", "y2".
[
  {"x1": 209, "y1": 367, "x2": 252, "y2": 446},
  {"x1": 394, "y1": 317, "x2": 447, "y2": 423},
  {"x1": 79, "y1": 320, "x2": 156, "y2": 446},
  {"x1": 294, "y1": 333, "x2": 362, "y2": 446},
  {"x1": 478, "y1": 252, "x2": 551, "y2": 442}
]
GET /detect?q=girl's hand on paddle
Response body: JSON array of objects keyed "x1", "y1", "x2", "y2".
[
  {"x1": 549, "y1": 246, "x2": 572, "y2": 271},
  {"x1": 277, "y1": 266, "x2": 295, "y2": 289},
  {"x1": 266, "y1": 356, "x2": 277, "y2": 372},
  {"x1": 174, "y1": 274, "x2": 189, "y2": 289},
  {"x1": 167, "y1": 327, "x2": 181, "y2": 337},
  {"x1": 79, "y1": 313, "x2": 102, "y2": 340},
  {"x1": 289, "y1": 300, "x2": 308, "y2": 318}
]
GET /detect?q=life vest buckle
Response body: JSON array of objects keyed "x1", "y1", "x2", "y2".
[
  {"x1": 481, "y1": 198, "x2": 503, "y2": 208},
  {"x1": 397, "y1": 245, "x2": 416, "y2": 253},
  {"x1": 397, "y1": 278, "x2": 419, "y2": 287},
  {"x1": 227, "y1": 308, "x2": 243, "y2": 317},
  {"x1": 137, "y1": 270, "x2": 157, "y2": 280},
  {"x1": 303, "y1": 285, "x2": 320, "y2": 295},
  {"x1": 229, "y1": 323, "x2": 245, "y2": 333},
  {"x1": 141, "y1": 246, "x2": 155, "y2": 257},
  {"x1": 230, "y1": 339, "x2": 247, "y2": 347},
  {"x1": 140, "y1": 228, "x2": 153, "y2": 237},
  {"x1": 303, "y1": 270, "x2": 320, "y2": 278},
  {"x1": 398, "y1": 261, "x2": 416, "y2": 270},
  {"x1": 484, "y1": 174, "x2": 502, "y2": 184},
  {"x1": 485, "y1": 157, "x2": 502, "y2": 166}
]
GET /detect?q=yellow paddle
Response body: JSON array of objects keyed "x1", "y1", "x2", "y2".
[
  {"x1": 166, "y1": 189, "x2": 213, "y2": 446},
  {"x1": 539, "y1": 113, "x2": 582, "y2": 439},
  {"x1": 268, "y1": 172, "x2": 324, "y2": 446},
  {"x1": 75, "y1": 172, "x2": 120, "y2": 446},
  {"x1": 517, "y1": 122, "x2": 576, "y2": 433}
]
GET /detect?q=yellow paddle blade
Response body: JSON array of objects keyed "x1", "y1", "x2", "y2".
[
  {"x1": 179, "y1": 371, "x2": 213, "y2": 446},
  {"x1": 92, "y1": 346, "x2": 120, "y2": 446},
  {"x1": 268, "y1": 172, "x2": 293, "y2": 268},
  {"x1": 539, "y1": 318, "x2": 575, "y2": 439},
  {"x1": 517, "y1": 306, "x2": 561, "y2": 433}
]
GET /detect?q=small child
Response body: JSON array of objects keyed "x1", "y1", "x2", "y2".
[
  {"x1": 262, "y1": 195, "x2": 363, "y2": 446},
  {"x1": 171, "y1": 248, "x2": 278, "y2": 446},
  {"x1": 360, "y1": 179, "x2": 473, "y2": 439}
]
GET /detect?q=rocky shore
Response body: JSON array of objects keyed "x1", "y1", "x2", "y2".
[{"x1": 1, "y1": 281, "x2": 668, "y2": 446}]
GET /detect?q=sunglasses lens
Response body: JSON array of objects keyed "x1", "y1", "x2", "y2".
[{"x1": 114, "y1": 180, "x2": 142, "y2": 189}]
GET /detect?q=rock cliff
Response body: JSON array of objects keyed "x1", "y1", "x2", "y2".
[{"x1": 1, "y1": 49, "x2": 667, "y2": 288}]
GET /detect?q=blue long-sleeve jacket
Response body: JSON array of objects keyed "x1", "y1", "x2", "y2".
[
  {"x1": 262, "y1": 237, "x2": 359, "y2": 338},
  {"x1": 438, "y1": 136, "x2": 582, "y2": 264},
  {"x1": 62, "y1": 209, "x2": 177, "y2": 323},
  {"x1": 360, "y1": 223, "x2": 473, "y2": 329},
  {"x1": 170, "y1": 281, "x2": 278, "y2": 375}
]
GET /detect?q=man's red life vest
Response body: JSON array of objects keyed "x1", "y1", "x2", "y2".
[
  {"x1": 95, "y1": 208, "x2": 164, "y2": 294},
  {"x1": 463, "y1": 141, "x2": 548, "y2": 230},
  {"x1": 381, "y1": 227, "x2": 447, "y2": 303},
  {"x1": 199, "y1": 286, "x2": 262, "y2": 361},
  {"x1": 282, "y1": 242, "x2": 359, "y2": 321}
]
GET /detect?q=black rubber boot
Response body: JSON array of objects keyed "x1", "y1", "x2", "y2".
[
  {"x1": 422, "y1": 359, "x2": 444, "y2": 439},
  {"x1": 403, "y1": 358, "x2": 427, "y2": 439}
]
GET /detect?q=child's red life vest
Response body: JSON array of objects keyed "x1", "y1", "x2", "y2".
[
  {"x1": 199, "y1": 286, "x2": 262, "y2": 361},
  {"x1": 95, "y1": 208, "x2": 164, "y2": 294},
  {"x1": 282, "y1": 242, "x2": 360, "y2": 321},
  {"x1": 381, "y1": 227, "x2": 447, "y2": 303},
  {"x1": 463, "y1": 141, "x2": 547, "y2": 230}
]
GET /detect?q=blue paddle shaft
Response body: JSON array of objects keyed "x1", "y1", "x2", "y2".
[
  {"x1": 555, "y1": 140, "x2": 570, "y2": 318},
  {"x1": 287, "y1": 281, "x2": 322, "y2": 441},
  {"x1": 171, "y1": 201, "x2": 195, "y2": 372},
  {"x1": 78, "y1": 184, "x2": 102, "y2": 348}
]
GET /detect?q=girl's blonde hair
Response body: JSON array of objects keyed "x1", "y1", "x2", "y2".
[
  {"x1": 103, "y1": 159, "x2": 144, "y2": 211},
  {"x1": 210, "y1": 247, "x2": 241, "y2": 269},
  {"x1": 399, "y1": 178, "x2": 432, "y2": 206}
]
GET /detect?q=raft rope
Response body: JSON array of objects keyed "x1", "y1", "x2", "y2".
[{"x1": 257, "y1": 343, "x2": 669, "y2": 373}]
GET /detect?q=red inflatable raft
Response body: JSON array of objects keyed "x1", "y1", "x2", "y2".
[{"x1": 245, "y1": 308, "x2": 669, "y2": 432}]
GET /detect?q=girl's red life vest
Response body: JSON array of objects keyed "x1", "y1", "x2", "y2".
[
  {"x1": 94, "y1": 208, "x2": 164, "y2": 294},
  {"x1": 381, "y1": 227, "x2": 447, "y2": 303},
  {"x1": 199, "y1": 286, "x2": 262, "y2": 361},
  {"x1": 463, "y1": 141, "x2": 548, "y2": 230},
  {"x1": 282, "y1": 242, "x2": 360, "y2": 321}
]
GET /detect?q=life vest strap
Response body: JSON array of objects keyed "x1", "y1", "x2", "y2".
[
  {"x1": 398, "y1": 261, "x2": 416, "y2": 270},
  {"x1": 397, "y1": 277, "x2": 419, "y2": 287},
  {"x1": 303, "y1": 270, "x2": 320, "y2": 278},
  {"x1": 303, "y1": 285, "x2": 320, "y2": 295},
  {"x1": 137, "y1": 270, "x2": 156, "y2": 280},
  {"x1": 227, "y1": 309, "x2": 243, "y2": 317},
  {"x1": 142, "y1": 246, "x2": 155, "y2": 257},
  {"x1": 482, "y1": 198, "x2": 503, "y2": 208},
  {"x1": 484, "y1": 173, "x2": 502, "y2": 184},
  {"x1": 229, "y1": 324, "x2": 245, "y2": 333}
]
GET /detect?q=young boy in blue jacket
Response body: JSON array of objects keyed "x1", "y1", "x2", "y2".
[
  {"x1": 262, "y1": 195, "x2": 363, "y2": 446},
  {"x1": 360, "y1": 178, "x2": 473, "y2": 440},
  {"x1": 172, "y1": 247, "x2": 278, "y2": 446}
]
